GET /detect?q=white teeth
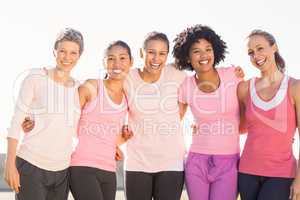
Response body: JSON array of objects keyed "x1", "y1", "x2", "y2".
[
  {"x1": 151, "y1": 64, "x2": 160, "y2": 69},
  {"x1": 199, "y1": 60, "x2": 209, "y2": 64},
  {"x1": 112, "y1": 69, "x2": 122, "y2": 74},
  {"x1": 256, "y1": 59, "x2": 266, "y2": 66},
  {"x1": 63, "y1": 62, "x2": 71, "y2": 65}
]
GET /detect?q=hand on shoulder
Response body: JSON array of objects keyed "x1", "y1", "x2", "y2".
[
  {"x1": 237, "y1": 80, "x2": 249, "y2": 102},
  {"x1": 290, "y1": 78, "x2": 300, "y2": 103},
  {"x1": 78, "y1": 79, "x2": 99, "y2": 108}
]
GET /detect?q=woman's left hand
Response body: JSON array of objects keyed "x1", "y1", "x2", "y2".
[{"x1": 115, "y1": 146, "x2": 124, "y2": 161}]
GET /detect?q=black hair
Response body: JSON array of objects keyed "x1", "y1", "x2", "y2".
[
  {"x1": 172, "y1": 24, "x2": 227, "y2": 71},
  {"x1": 103, "y1": 40, "x2": 132, "y2": 79},
  {"x1": 105, "y1": 40, "x2": 132, "y2": 59}
]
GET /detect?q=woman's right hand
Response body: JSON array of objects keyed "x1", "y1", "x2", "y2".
[
  {"x1": 22, "y1": 117, "x2": 35, "y2": 133},
  {"x1": 4, "y1": 160, "x2": 20, "y2": 193}
]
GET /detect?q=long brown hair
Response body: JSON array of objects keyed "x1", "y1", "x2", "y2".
[{"x1": 248, "y1": 30, "x2": 285, "y2": 72}]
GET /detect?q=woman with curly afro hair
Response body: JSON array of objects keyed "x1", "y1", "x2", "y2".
[{"x1": 173, "y1": 24, "x2": 245, "y2": 200}]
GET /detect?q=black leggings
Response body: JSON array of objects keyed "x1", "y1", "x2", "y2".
[
  {"x1": 125, "y1": 171, "x2": 184, "y2": 200},
  {"x1": 69, "y1": 166, "x2": 116, "y2": 200},
  {"x1": 238, "y1": 172, "x2": 293, "y2": 200}
]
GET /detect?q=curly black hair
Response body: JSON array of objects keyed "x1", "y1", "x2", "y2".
[{"x1": 172, "y1": 25, "x2": 227, "y2": 71}]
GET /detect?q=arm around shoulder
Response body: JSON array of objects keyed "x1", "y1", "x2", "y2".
[
  {"x1": 237, "y1": 80, "x2": 248, "y2": 134},
  {"x1": 78, "y1": 79, "x2": 98, "y2": 109},
  {"x1": 237, "y1": 80, "x2": 248, "y2": 103}
]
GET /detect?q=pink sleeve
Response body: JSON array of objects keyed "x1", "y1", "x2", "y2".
[{"x1": 221, "y1": 66, "x2": 243, "y2": 83}]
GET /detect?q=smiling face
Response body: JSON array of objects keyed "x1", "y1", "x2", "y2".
[
  {"x1": 54, "y1": 41, "x2": 81, "y2": 73},
  {"x1": 141, "y1": 39, "x2": 169, "y2": 75},
  {"x1": 104, "y1": 45, "x2": 132, "y2": 80},
  {"x1": 247, "y1": 35, "x2": 277, "y2": 71},
  {"x1": 188, "y1": 39, "x2": 215, "y2": 73}
]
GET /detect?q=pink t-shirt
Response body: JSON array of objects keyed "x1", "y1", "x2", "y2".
[
  {"x1": 239, "y1": 76, "x2": 297, "y2": 178},
  {"x1": 70, "y1": 80, "x2": 127, "y2": 172},
  {"x1": 178, "y1": 67, "x2": 241, "y2": 155},
  {"x1": 124, "y1": 65, "x2": 187, "y2": 172}
]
